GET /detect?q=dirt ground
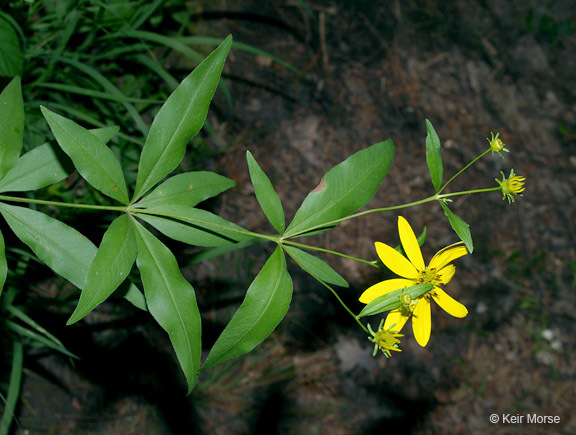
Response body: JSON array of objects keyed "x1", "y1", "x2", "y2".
[{"x1": 14, "y1": 0, "x2": 576, "y2": 434}]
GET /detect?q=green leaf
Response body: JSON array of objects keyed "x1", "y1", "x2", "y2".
[
  {"x1": 67, "y1": 215, "x2": 137, "y2": 325},
  {"x1": 133, "y1": 35, "x2": 233, "y2": 201},
  {"x1": 1, "y1": 341, "x2": 22, "y2": 435},
  {"x1": 137, "y1": 172, "x2": 235, "y2": 209},
  {"x1": 48, "y1": 56, "x2": 148, "y2": 135},
  {"x1": 188, "y1": 239, "x2": 263, "y2": 264},
  {"x1": 41, "y1": 107, "x2": 129, "y2": 204},
  {"x1": 202, "y1": 246, "x2": 292, "y2": 370},
  {"x1": 6, "y1": 304, "x2": 77, "y2": 358},
  {"x1": 0, "y1": 144, "x2": 68, "y2": 193},
  {"x1": 357, "y1": 284, "x2": 434, "y2": 318},
  {"x1": 119, "y1": 282, "x2": 148, "y2": 311},
  {"x1": 0, "y1": 76, "x2": 24, "y2": 178},
  {"x1": 89, "y1": 125, "x2": 120, "y2": 144},
  {"x1": 0, "y1": 16, "x2": 23, "y2": 77},
  {"x1": 440, "y1": 202, "x2": 473, "y2": 253},
  {"x1": 0, "y1": 229, "x2": 6, "y2": 296},
  {"x1": 137, "y1": 205, "x2": 252, "y2": 247},
  {"x1": 0, "y1": 203, "x2": 97, "y2": 288},
  {"x1": 246, "y1": 151, "x2": 285, "y2": 234},
  {"x1": 283, "y1": 246, "x2": 348, "y2": 287},
  {"x1": 284, "y1": 139, "x2": 395, "y2": 237},
  {"x1": 425, "y1": 119, "x2": 443, "y2": 192},
  {"x1": 132, "y1": 218, "x2": 201, "y2": 394}
]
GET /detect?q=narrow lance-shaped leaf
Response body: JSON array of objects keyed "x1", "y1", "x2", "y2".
[
  {"x1": 67, "y1": 214, "x2": 137, "y2": 325},
  {"x1": 283, "y1": 245, "x2": 348, "y2": 288},
  {"x1": 137, "y1": 204, "x2": 253, "y2": 247},
  {"x1": 440, "y1": 202, "x2": 473, "y2": 253},
  {"x1": 1, "y1": 341, "x2": 22, "y2": 435},
  {"x1": 0, "y1": 125, "x2": 118, "y2": 194},
  {"x1": 425, "y1": 119, "x2": 443, "y2": 192},
  {"x1": 0, "y1": 229, "x2": 6, "y2": 296},
  {"x1": 0, "y1": 16, "x2": 24, "y2": 77},
  {"x1": 132, "y1": 218, "x2": 201, "y2": 394},
  {"x1": 137, "y1": 171, "x2": 235, "y2": 209},
  {"x1": 246, "y1": 151, "x2": 285, "y2": 234},
  {"x1": 0, "y1": 76, "x2": 24, "y2": 178},
  {"x1": 0, "y1": 202, "x2": 96, "y2": 288},
  {"x1": 284, "y1": 139, "x2": 395, "y2": 237},
  {"x1": 133, "y1": 35, "x2": 233, "y2": 201},
  {"x1": 0, "y1": 144, "x2": 68, "y2": 193},
  {"x1": 202, "y1": 246, "x2": 292, "y2": 370},
  {"x1": 89, "y1": 125, "x2": 120, "y2": 144},
  {"x1": 41, "y1": 107, "x2": 129, "y2": 204}
]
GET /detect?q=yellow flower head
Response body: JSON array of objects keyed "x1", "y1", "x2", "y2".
[
  {"x1": 487, "y1": 132, "x2": 509, "y2": 157},
  {"x1": 360, "y1": 216, "x2": 469, "y2": 347},
  {"x1": 496, "y1": 169, "x2": 526, "y2": 204},
  {"x1": 367, "y1": 319, "x2": 403, "y2": 357}
]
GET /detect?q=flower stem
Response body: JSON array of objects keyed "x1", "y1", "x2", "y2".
[
  {"x1": 0, "y1": 194, "x2": 127, "y2": 212},
  {"x1": 281, "y1": 239, "x2": 381, "y2": 269},
  {"x1": 315, "y1": 278, "x2": 368, "y2": 333},
  {"x1": 437, "y1": 148, "x2": 490, "y2": 194},
  {"x1": 284, "y1": 184, "x2": 501, "y2": 240}
]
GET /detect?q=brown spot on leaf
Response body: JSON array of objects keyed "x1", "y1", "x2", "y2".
[
  {"x1": 312, "y1": 176, "x2": 326, "y2": 192},
  {"x1": 189, "y1": 185, "x2": 193, "y2": 190},
  {"x1": 113, "y1": 185, "x2": 118, "y2": 190}
]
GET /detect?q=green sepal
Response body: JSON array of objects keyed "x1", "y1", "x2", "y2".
[
  {"x1": 357, "y1": 284, "x2": 434, "y2": 318},
  {"x1": 202, "y1": 246, "x2": 292, "y2": 370},
  {"x1": 440, "y1": 202, "x2": 473, "y2": 253},
  {"x1": 425, "y1": 119, "x2": 443, "y2": 193},
  {"x1": 246, "y1": 151, "x2": 285, "y2": 234}
]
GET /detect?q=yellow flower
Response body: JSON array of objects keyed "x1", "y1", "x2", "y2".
[
  {"x1": 367, "y1": 319, "x2": 403, "y2": 357},
  {"x1": 496, "y1": 169, "x2": 526, "y2": 204},
  {"x1": 487, "y1": 132, "x2": 509, "y2": 157},
  {"x1": 359, "y1": 216, "x2": 469, "y2": 347}
]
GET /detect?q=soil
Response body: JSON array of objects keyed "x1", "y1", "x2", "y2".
[{"x1": 11, "y1": 0, "x2": 576, "y2": 434}]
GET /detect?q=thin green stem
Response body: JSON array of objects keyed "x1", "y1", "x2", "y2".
[
  {"x1": 437, "y1": 186, "x2": 500, "y2": 198},
  {"x1": 315, "y1": 278, "x2": 368, "y2": 333},
  {"x1": 282, "y1": 239, "x2": 381, "y2": 269},
  {"x1": 284, "y1": 196, "x2": 439, "y2": 239},
  {"x1": 437, "y1": 148, "x2": 490, "y2": 194},
  {"x1": 0, "y1": 194, "x2": 127, "y2": 212},
  {"x1": 284, "y1": 184, "x2": 501, "y2": 240}
]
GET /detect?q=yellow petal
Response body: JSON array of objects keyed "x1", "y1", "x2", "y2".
[
  {"x1": 384, "y1": 308, "x2": 411, "y2": 332},
  {"x1": 398, "y1": 216, "x2": 425, "y2": 271},
  {"x1": 432, "y1": 288, "x2": 468, "y2": 318},
  {"x1": 437, "y1": 264, "x2": 455, "y2": 284},
  {"x1": 412, "y1": 298, "x2": 431, "y2": 347},
  {"x1": 375, "y1": 242, "x2": 419, "y2": 279},
  {"x1": 429, "y1": 243, "x2": 468, "y2": 271},
  {"x1": 359, "y1": 278, "x2": 415, "y2": 304}
]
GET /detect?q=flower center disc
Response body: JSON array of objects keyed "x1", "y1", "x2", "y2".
[{"x1": 418, "y1": 268, "x2": 442, "y2": 285}]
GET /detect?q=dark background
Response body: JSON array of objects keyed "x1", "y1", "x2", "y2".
[{"x1": 9, "y1": 0, "x2": 575, "y2": 433}]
